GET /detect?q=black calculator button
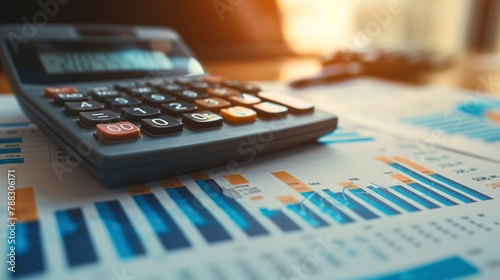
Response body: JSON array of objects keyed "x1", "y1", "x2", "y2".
[
  {"x1": 121, "y1": 105, "x2": 161, "y2": 122},
  {"x1": 202, "y1": 75, "x2": 225, "y2": 85},
  {"x1": 182, "y1": 111, "x2": 223, "y2": 129},
  {"x1": 65, "y1": 100, "x2": 104, "y2": 115},
  {"x1": 114, "y1": 82, "x2": 138, "y2": 91},
  {"x1": 253, "y1": 102, "x2": 288, "y2": 118},
  {"x1": 158, "y1": 84, "x2": 184, "y2": 95},
  {"x1": 146, "y1": 79, "x2": 165, "y2": 88},
  {"x1": 175, "y1": 77, "x2": 193, "y2": 86},
  {"x1": 194, "y1": 97, "x2": 231, "y2": 112},
  {"x1": 141, "y1": 116, "x2": 183, "y2": 135},
  {"x1": 207, "y1": 87, "x2": 240, "y2": 99},
  {"x1": 105, "y1": 97, "x2": 140, "y2": 110},
  {"x1": 174, "y1": 89, "x2": 207, "y2": 102},
  {"x1": 258, "y1": 92, "x2": 314, "y2": 114},
  {"x1": 161, "y1": 101, "x2": 197, "y2": 117},
  {"x1": 188, "y1": 82, "x2": 211, "y2": 92},
  {"x1": 88, "y1": 87, "x2": 120, "y2": 101},
  {"x1": 54, "y1": 93, "x2": 88, "y2": 105},
  {"x1": 222, "y1": 80, "x2": 261, "y2": 94},
  {"x1": 128, "y1": 87, "x2": 153, "y2": 97},
  {"x1": 79, "y1": 110, "x2": 120, "y2": 127},
  {"x1": 142, "y1": 93, "x2": 176, "y2": 106}
]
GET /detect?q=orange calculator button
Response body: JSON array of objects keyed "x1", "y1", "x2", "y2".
[
  {"x1": 44, "y1": 86, "x2": 78, "y2": 98},
  {"x1": 195, "y1": 97, "x2": 231, "y2": 112},
  {"x1": 96, "y1": 121, "x2": 141, "y2": 142},
  {"x1": 253, "y1": 102, "x2": 288, "y2": 118},
  {"x1": 258, "y1": 91, "x2": 314, "y2": 114},
  {"x1": 228, "y1": 93, "x2": 261, "y2": 107},
  {"x1": 220, "y1": 106, "x2": 257, "y2": 124}
]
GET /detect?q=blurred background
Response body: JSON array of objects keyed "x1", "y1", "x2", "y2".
[{"x1": 2, "y1": 0, "x2": 500, "y2": 93}]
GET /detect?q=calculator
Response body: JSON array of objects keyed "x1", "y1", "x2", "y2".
[{"x1": 0, "y1": 24, "x2": 337, "y2": 188}]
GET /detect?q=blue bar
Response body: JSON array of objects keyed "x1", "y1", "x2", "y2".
[
  {"x1": 0, "y1": 158, "x2": 24, "y2": 164},
  {"x1": 371, "y1": 256, "x2": 478, "y2": 280},
  {"x1": 388, "y1": 163, "x2": 474, "y2": 204},
  {"x1": 286, "y1": 203, "x2": 329, "y2": 228},
  {"x1": 391, "y1": 185, "x2": 440, "y2": 209},
  {"x1": 0, "y1": 137, "x2": 22, "y2": 144},
  {"x1": 133, "y1": 193, "x2": 191, "y2": 250},
  {"x1": 95, "y1": 200, "x2": 146, "y2": 259},
  {"x1": 165, "y1": 186, "x2": 232, "y2": 243},
  {"x1": 429, "y1": 174, "x2": 492, "y2": 201},
  {"x1": 55, "y1": 208, "x2": 98, "y2": 267},
  {"x1": 301, "y1": 191, "x2": 355, "y2": 224},
  {"x1": 260, "y1": 208, "x2": 301, "y2": 232},
  {"x1": 196, "y1": 179, "x2": 269, "y2": 237},
  {"x1": 12, "y1": 221, "x2": 45, "y2": 278},
  {"x1": 320, "y1": 137, "x2": 375, "y2": 144},
  {"x1": 466, "y1": 128, "x2": 500, "y2": 139},
  {"x1": 367, "y1": 187, "x2": 420, "y2": 213},
  {"x1": 0, "y1": 148, "x2": 21, "y2": 154},
  {"x1": 445, "y1": 122, "x2": 490, "y2": 134},
  {"x1": 323, "y1": 190, "x2": 379, "y2": 220},
  {"x1": 349, "y1": 189, "x2": 401, "y2": 216},
  {"x1": 407, "y1": 182, "x2": 457, "y2": 206}
]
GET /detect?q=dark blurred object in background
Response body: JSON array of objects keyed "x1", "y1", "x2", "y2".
[{"x1": 0, "y1": 0, "x2": 290, "y2": 59}]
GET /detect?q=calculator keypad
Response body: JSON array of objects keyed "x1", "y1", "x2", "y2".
[{"x1": 49, "y1": 76, "x2": 315, "y2": 142}]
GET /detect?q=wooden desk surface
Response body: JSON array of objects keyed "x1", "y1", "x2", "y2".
[{"x1": 1, "y1": 54, "x2": 500, "y2": 96}]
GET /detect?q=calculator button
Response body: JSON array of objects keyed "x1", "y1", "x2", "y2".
[
  {"x1": 79, "y1": 110, "x2": 120, "y2": 127},
  {"x1": 194, "y1": 97, "x2": 231, "y2": 112},
  {"x1": 65, "y1": 100, "x2": 104, "y2": 115},
  {"x1": 202, "y1": 75, "x2": 225, "y2": 84},
  {"x1": 128, "y1": 87, "x2": 153, "y2": 97},
  {"x1": 105, "y1": 96, "x2": 141, "y2": 110},
  {"x1": 253, "y1": 102, "x2": 288, "y2": 118},
  {"x1": 142, "y1": 93, "x2": 176, "y2": 106},
  {"x1": 54, "y1": 93, "x2": 88, "y2": 105},
  {"x1": 207, "y1": 87, "x2": 240, "y2": 98},
  {"x1": 146, "y1": 79, "x2": 165, "y2": 88},
  {"x1": 88, "y1": 87, "x2": 120, "y2": 101},
  {"x1": 222, "y1": 80, "x2": 261, "y2": 94},
  {"x1": 161, "y1": 101, "x2": 198, "y2": 117},
  {"x1": 220, "y1": 106, "x2": 257, "y2": 124},
  {"x1": 174, "y1": 89, "x2": 208, "y2": 102},
  {"x1": 158, "y1": 84, "x2": 184, "y2": 95},
  {"x1": 258, "y1": 92, "x2": 314, "y2": 114},
  {"x1": 45, "y1": 86, "x2": 78, "y2": 98},
  {"x1": 121, "y1": 105, "x2": 161, "y2": 122},
  {"x1": 141, "y1": 116, "x2": 183, "y2": 135},
  {"x1": 228, "y1": 93, "x2": 261, "y2": 107},
  {"x1": 188, "y1": 82, "x2": 211, "y2": 92},
  {"x1": 175, "y1": 77, "x2": 194, "y2": 86},
  {"x1": 114, "y1": 82, "x2": 138, "y2": 91},
  {"x1": 96, "y1": 121, "x2": 141, "y2": 142},
  {"x1": 182, "y1": 111, "x2": 223, "y2": 129}
]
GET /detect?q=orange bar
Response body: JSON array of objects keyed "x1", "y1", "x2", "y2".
[
  {"x1": 271, "y1": 171, "x2": 313, "y2": 193},
  {"x1": 189, "y1": 172, "x2": 211, "y2": 181},
  {"x1": 391, "y1": 174, "x2": 416, "y2": 184},
  {"x1": 486, "y1": 111, "x2": 500, "y2": 124},
  {"x1": 223, "y1": 174, "x2": 249, "y2": 185},
  {"x1": 127, "y1": 184, "x2": 152, "y2": 196},
  {"x1": 375, "y1": 156, "x2": 393, "y2": 164},
  {"x1": 158, "y1": 177, "x2": 184, "y2": 188},
  {"x1": 250, "y1": 195, "x2": 264, "y2": 201},
  {"x1": 15, "y1": 187, "x2": 38, "y2": 222},
  {"x1": 338, "y1": 182, "x2": 361, "y2": 189},
  {"x1": 392, "y1": 156, "x2": 435, "y2": 175},
  {"x1": 277, "y1": 195, "x2": 300, "y2": 204}
]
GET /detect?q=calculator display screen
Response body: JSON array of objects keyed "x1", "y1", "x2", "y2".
[
  {"x1": 7, "y1": 39, "x2": 206, "y2": 84},
  {"x1": 38, "y1": 50, "x2": 174, "y2": 74}
]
